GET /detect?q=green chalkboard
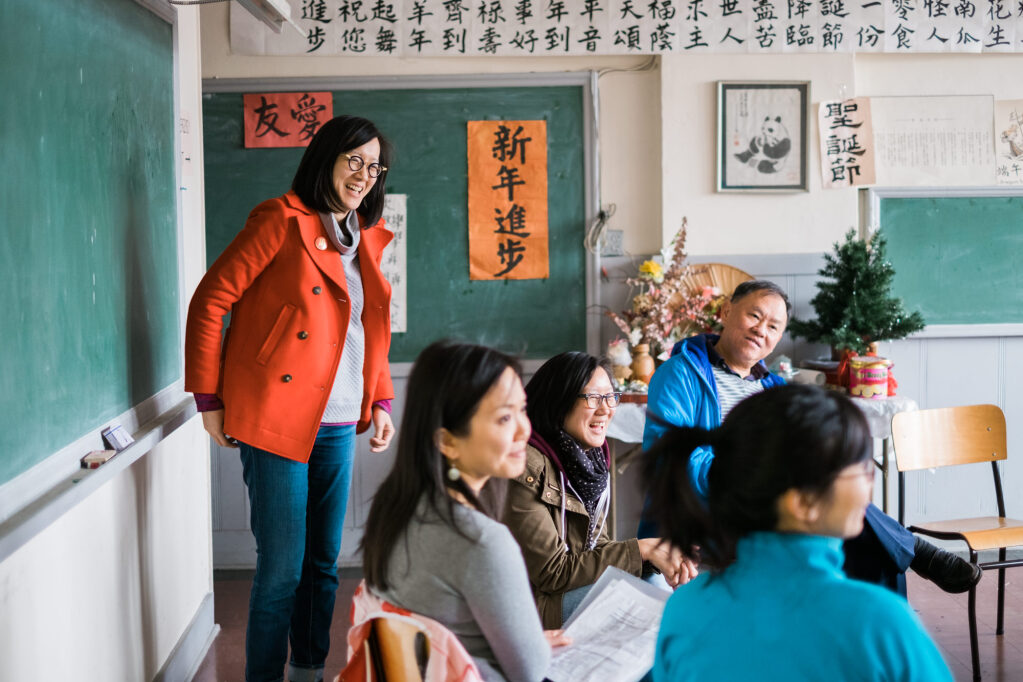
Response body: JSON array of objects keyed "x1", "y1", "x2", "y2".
[
  {"x1": 0, "y1": 0, "x2": 179, "y2": 487},
  {"x1": 202, "y1": 85, "x2": 587, "y2": 361},
  {"x1": 879, "y1": 195, "x2": 1023, "y2": 325}
]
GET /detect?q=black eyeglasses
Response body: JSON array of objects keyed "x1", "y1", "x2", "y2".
[
  {"x1": 340, "y1": 153, "x2": 387, "y2": 178},
  {"x1": 577, "y1": 392, "x2": 622, "y2": 408}
]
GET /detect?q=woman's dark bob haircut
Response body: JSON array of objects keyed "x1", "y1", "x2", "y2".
[
  {"x1": 291, "y1": 115, "x2": 392, "y2": 226},
  {"x1": 643, "y1": 384, "x2": 872, "y2": 571},
  {"x1": 525, "y1": 351, "x2": 615, "y2": 444},
  {"x1": 361, "y1": 340, "x2": 521, "y2": 590}
]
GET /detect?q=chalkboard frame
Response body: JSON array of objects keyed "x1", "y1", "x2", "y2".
[
  {"x1": 0, "y1": 0, "x2": 195, "y2": 549},
  {"x1": 862, "y1": 186, "x2": 1023, "y2": 338},
  {"x1": 201, "y1": 72, "x2": 602, "y2": 359}
]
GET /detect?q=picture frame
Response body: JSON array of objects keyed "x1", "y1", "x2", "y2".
[{"x1": 717, "y1": 81, "x2": 809, "y2": 193}]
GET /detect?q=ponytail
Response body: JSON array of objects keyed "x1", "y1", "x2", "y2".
[
  {"x1": 642, "y1": 384, "x2": 873, "y2": 573},
  {"x1": 642, "y1": 426, "x2": 719, "y2": 565}
]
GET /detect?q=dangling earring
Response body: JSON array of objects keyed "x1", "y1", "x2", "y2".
[{"x1": 447, "y1": 461, "x2": 461, "y2": 481}]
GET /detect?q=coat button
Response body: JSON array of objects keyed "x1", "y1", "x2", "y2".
[
  {"x1": 315, "y1": 237, "x2": 328, "y2": 250},
  {"x1": 282, "y1": 374, "x2": 292, "y2": 382},
  {"x1": 312, "y1": 286, "x2": 322, "y2": 295},
  {"x1": 297, "y1": 331, "x2": 309, "y2": 339}
]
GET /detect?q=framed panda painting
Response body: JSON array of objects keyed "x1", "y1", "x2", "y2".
[{"x1": 717, "y1": 81, "x2": 809, "y2": 192}]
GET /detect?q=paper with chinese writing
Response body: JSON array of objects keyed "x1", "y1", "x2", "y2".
[
  {"x1": 818, "y1": 98, "x2": 876, "y2": 189},
  {"x1": 995, "y1": 99, "x2": 1023, "y2": 185},
  {"x1": 381, "y1": 194, "x2": 407, "y2": 332},
  {"x1": 243, "y1": 92, "x2": 332, "y2": 148},
  {"x1": 230, "y1": 0, "x2": 1023, "y2": 56},
  {"x1": 546, "y1": 567, "x2": 668, "y2": 682},
  {"x1": 467, "y1": 120, "x2": 549, "y2": 281},
  {"x1": 871, "y1": 95, "x2": 995, "y2": 186}
]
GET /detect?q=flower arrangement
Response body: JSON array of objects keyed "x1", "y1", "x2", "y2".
[{"x1": 606, "y1": 219, "x2": 729, "y2": 362}]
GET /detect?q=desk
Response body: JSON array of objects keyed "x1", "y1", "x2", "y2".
[{"x1": 848, "y1": 395, "x2": 918, "y2": 516}]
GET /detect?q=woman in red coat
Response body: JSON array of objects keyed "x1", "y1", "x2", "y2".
[{"x1": 185, "y1": 115, "x2": 395, "y2": 682}]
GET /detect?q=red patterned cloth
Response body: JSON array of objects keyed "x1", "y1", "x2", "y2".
[{"x1": 335, "y1": 581, "x2": 484, "y2": 682}]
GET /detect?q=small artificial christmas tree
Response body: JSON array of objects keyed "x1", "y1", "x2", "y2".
[{"x1": 788, "y1": 229, "x2": 925, "y2": 355}]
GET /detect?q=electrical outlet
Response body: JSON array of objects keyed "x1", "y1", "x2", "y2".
[{"x1": 602, "y1": 229, "x2": 624, "y2": 256}]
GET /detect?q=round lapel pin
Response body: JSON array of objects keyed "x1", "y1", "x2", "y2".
[{"x1": 315, "y1": 237, "x2": 328, "y2": 251}]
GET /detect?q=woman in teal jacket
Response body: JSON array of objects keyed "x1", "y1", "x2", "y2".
[{"x1": 643, "y1": 384, "x2": 951, "y2": 682}]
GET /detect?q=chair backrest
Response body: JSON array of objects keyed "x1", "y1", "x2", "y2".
[
  {"x1": 891, "y1": 404, "x2": 1007, "y2": 472},
  {"x1": 369, "y1": 617, "x2": 430, "y2": 682}
]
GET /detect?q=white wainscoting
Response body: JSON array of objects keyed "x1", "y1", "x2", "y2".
[{"x1": 213, "y1": 252, "x2": 1021, "y2": 567}]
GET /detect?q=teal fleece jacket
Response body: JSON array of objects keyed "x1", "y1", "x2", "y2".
[{"x1": 654, "y1": 532, "x2": 952, "y2": 682}]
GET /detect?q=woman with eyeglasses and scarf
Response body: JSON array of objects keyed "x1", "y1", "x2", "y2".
[{"x1": 503, "y1": 352, "x2": 697, "y2": 629}]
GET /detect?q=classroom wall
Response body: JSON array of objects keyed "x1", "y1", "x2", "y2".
[
  {"x1": 0, "y1": 7, "x2": 214, "y2": 680},
  {"x1": 662, "y1": 52, "x2": 1023, "y2": 255},
  {"x1": 199, "y1": 3, "x2": 663, "y2": 256},
  {"x1": 200, "y1": 9, "x2": 1022, "y2": 566}
]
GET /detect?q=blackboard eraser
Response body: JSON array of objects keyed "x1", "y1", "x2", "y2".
[{"x1": 81, "y1": 450, "x2": 117, "y2": 469}]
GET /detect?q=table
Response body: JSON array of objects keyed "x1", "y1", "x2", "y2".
[
  {"x1": 848, "y1": 395, "x2": 918, "y2": 515},
  {"x1": 606, "y1": 393, "x2": 918, "y2": 522}
]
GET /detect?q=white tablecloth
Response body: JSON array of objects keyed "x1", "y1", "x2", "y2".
[
  {"x1": 606, "y1": 403, "x2": 646, "y2": 444},
  {"x1": 605, "y1": 395, "x2": 917, "y2": 443},
  {"x1": 850, "y1": 395, "x2": 918, "y2": 440}
]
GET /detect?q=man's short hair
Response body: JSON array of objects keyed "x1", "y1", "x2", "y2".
[{"x1": 731, "y1": 280, "x2": 792, "y2": 318}]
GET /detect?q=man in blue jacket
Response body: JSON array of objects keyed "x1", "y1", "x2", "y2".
[{"x1": 640, "y1": 280, "x2": 981, "y2": 595}]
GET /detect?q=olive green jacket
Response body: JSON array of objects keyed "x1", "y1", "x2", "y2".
[{"x1": 503, "y1": 444, "x2": 643, "y2": 629}]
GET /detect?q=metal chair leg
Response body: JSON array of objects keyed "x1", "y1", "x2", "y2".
[
  {"x1": 997, "y1": 548, "x2": 1006, "y2": 636},
  {"x1": 969, "y1": 550, "x2": 981, "y2": 681}
]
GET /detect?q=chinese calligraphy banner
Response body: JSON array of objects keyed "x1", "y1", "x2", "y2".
[
  {"x1": 818, "y1": 98, "x2": 876, "y2": 188},
  {"x1": 381, "y1": 194, "x2": 409, "y2": 331},
  {"x1": 231, "y1": 0, "x2": 1023, "y2": 57},
  {"x1": 995, "y1": 99, "x2": 1023, "y2": 184},
  {"x1": 243, "y1": 91, "x2": 333, "y2": 148},
  {"x1": 467, "y1": 120, "x2": 549, "y2": 281},
  {"x1": 816, "y1": 95, "x2": 995, "y2": 187}
]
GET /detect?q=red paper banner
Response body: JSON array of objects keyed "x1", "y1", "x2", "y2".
[
  {"x1": 467, "y1": 120, "x2": 549, "y2": 281},
  {"x1": 243, "y1": 92, "x2": 333, "y2": 148}
]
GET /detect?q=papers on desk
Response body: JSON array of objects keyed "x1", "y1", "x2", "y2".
[{"x1": 546, "y1": 566, "x2": 669, "y2": 682}]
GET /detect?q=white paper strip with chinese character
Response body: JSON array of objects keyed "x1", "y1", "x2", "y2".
[
  {"x1": 818, "y1": 97, "x2": 876, "y2": 188},
  {"x1": 381, "y1": 193, "x2": 408, "y2": 333}
]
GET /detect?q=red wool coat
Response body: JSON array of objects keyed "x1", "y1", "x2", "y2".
[{"x1": 185, "y1": 191, "x2": 394, "y2": 462}]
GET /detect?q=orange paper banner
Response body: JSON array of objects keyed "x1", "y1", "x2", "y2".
[
  {"x1": 467, "y1": 120, "x2": 549, "y2": 281},
  {"x1": 243, "y1": 92, "x2": 333, "y2": 148}
]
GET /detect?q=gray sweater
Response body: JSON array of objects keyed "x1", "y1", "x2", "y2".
[
  {"x1": 375, "y1": 496, "x2": 551, "y2": 682},
  {"x1": 319, "y1": 210, "x2": 364, "y2": 423}
]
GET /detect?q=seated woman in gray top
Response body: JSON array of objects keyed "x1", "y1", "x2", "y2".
[{"x1": 360, "y1": 340, "x2": 569, "y2": 682}]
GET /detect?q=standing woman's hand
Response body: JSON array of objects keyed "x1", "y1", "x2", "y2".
[
  {"x1": 369, "y1": 407, "x2": 395, "y2": 452},
  {"x1": 201, "y1": 409, "x2": 238, "y2": 448}
]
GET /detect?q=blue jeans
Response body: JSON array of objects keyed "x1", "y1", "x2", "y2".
[{"x1": 240, "y1": 424, "x2": 356, "y2": 682}]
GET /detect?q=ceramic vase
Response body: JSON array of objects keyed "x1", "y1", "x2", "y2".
[{"x1": 630, "y1": 344, "x2": 656, "y2": 384}]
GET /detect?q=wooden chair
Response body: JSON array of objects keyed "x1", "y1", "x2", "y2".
[
  {"x1": 367, "y1": 618, "x2": 431, "y2": 682},
  {"x1": 891, "y1": 404, "x2": 1023, "y2": 681}
]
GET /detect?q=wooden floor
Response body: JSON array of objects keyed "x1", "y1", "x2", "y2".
[{"x1": 192, "y1": 568, "x2": 1023, "y2": 681}]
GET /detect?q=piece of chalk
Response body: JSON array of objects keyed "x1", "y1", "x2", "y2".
[{"x1": 81, "y1": 449, "x2": 117, "y2": 469}]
